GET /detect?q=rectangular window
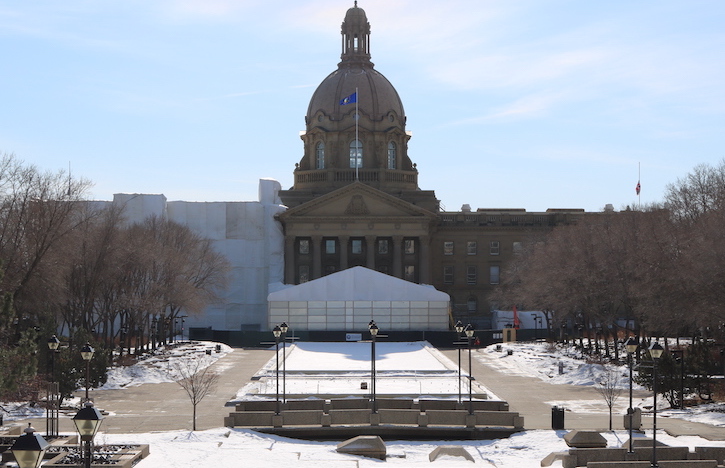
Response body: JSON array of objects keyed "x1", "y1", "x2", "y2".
[
  {"x1": 490, "y1": 241, "x2": 500, "y2": 256},
  {"x1": 467, "y1": 241, "x2": 477, "y2": 255},
  {"x1": 443, "y1": 241, "x2": 454, "y2": 256},
  {"x1": 298, "y1": 239, "x2": 310, "y2": 255},
  {"x1": 404, "y1": 239, "x2": 415, "y2": 254},
  {"x1": 377, "y1": 239, "x2": 389, "y2": 254},
  {"x1": 298, "y1": 265, "x2": 310, "y2": 283},
  {"x1": 443, "y1": 266, "x2": 454, "y2": 284},
  {"x1": 467, "y1": 266, "x2": 477, "y2": 285},
  {"x1": 351, "y1": 239, "x2": 363, "y2": 255},
  {"x1": 490, "y1": 265, "x2": 500, "y2": 284},
  {"x1": 404, "y1": 265, "x2": 416, "y2": 282},
  {"x1": 325, "y1": 239, "x2": 336, "y2": 254}
]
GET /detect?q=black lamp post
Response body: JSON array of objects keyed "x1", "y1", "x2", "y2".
[
  {"x1": 11, "y1": 424, "x2": 49, "y2": 468},
  {"x1": 624, "y1": 336, "x2": 639, "y2": 453},
  {"x1": 272, "y1": 325, "x2": 282, "y2": 414},
  {"x1": 464, "y1": 323, "x2": 475, "y2": 415},
  {"x1": 47, "y1": 335, "x2": 60, "y2": 438},
  {"x1": 454, "y1": 321, "x2": 464, "y2": 404},
  {"x1": 671, "y1": 349, "x2": 685, "y2": 410},
  {"x1": 47, "y1": 335, "x2": 60, "y2": 375},
  {"x1": 73, "y1": 401, "x2": 104, "y2": 468},
  {"x1": 649, "y1": 341, "x2": 664, "y2": 467},
  {"x1": 280, "y1": 322, "x2": 288, "y2": 403},
  {"x1": 80, "y1": 342, "x2": 94, "y2": 402},
  {"x1": 369, "y1": 321, "x2": 379, "y2": 413}
]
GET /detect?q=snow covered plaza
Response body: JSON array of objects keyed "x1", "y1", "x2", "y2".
[{"x1": 4, "y1": 340, "x2": 725, "y2": 467}]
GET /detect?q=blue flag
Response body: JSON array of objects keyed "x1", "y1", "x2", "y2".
[{"x1": 340, "y1": 92, "x2": 357, "y2": 105}]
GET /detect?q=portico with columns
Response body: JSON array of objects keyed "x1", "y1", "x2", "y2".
[{"x1": 279, "y1": 182, "x2": 436, "y2": 285}]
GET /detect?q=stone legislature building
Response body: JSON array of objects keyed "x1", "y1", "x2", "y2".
[
  {"x1": 276, "y1": 3, "x2": 585, "y2": 328},
  {"x1": 104, "y1": 3, "x2": 591, "y2": 333}
]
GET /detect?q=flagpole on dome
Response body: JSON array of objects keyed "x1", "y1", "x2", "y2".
[{"x1": 339, "y1": 89, "x2": 360, "y2": 180}]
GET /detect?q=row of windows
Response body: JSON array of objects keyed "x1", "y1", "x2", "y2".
[
  {"x1": 298, "y1": 264, "x2": 417, "y2": 284},
  {"x1": 443, "y1": 265, "x2": 500, "y2": 285},
  {"x1": 314, "y1": 141, "x2": 398, "y2": 170},
  {"x1": 443, "y1": 241, "x2": 522, "y2": 256},
  {"x1": 298, "y1": 238, "x2": 415, "y2": 255}
]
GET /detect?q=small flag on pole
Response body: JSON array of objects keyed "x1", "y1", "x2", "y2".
[
  {"x1": 339, "y1": 92, "x2": 357, "y2": 105},
  {"x1": 635, "y1": 181, "x2": 641, "y2": 195}
]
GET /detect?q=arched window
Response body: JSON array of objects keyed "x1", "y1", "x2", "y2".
[
  {"x1": 316, "y1": 142, "x2": 325, "y2": 169},
  {"x1": 387, "y1": 141, "x2": 397, "y2": 169},
  {"x1": 349, "y1": 140, "x2": 362, "y2": 168}
]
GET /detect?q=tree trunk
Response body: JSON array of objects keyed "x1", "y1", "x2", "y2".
[
  {"x1": 609, "y1": 406, "x2": 613, "y2": 430},
  {"x1": 192, "y1": 403, "x2": 197, "y2": 431}
]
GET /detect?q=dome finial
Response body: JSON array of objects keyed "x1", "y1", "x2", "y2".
[{"x1": 354, "y1": 1, "x2": 358, "y2": 7}]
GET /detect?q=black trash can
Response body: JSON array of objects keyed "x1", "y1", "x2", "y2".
[{"x1": 551, "y1": 406, "x2": 565, "y2": 430}]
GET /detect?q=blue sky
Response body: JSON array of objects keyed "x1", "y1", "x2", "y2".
[{"x1": 1, "y1": 0, "x2": 723, "y2": 212}]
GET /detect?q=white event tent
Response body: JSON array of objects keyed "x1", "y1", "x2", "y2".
[{"x1": 267, "y1": 267, "x2": 450, "y2": 331}]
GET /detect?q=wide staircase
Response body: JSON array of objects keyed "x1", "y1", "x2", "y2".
[{"x1": 225, "y1": 397, "x2": 524, "y2": 440}]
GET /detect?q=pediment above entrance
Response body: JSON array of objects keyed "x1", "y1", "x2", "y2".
[{"x1": 278, "y1": 182, "x2": 436, "y2": 221}]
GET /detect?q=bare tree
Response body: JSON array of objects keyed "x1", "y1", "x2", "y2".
[
  {"x1": 172, "y1": 357, "x2": 220, "y2": 431},
  {"x1": 595, "y1": 368, "x2": 624, "y2": 431}
]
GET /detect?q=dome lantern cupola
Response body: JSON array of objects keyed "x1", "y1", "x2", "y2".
[{"x1": 340, "y1": 1, "x2": 372, "y2": 67}]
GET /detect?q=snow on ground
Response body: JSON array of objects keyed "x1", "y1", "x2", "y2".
[
  {"x1": 102, "y1": 341, "x2": 233, "y2": 389},
  {"x1": 98, "y1": 427, "x2": 725, "y2": 468},
  {"x1": 283, "y1": 341, "x2": 450, "y2": 372},
  {"x1": 3, "y1": 340, "x2": 725, "y2": 467},
  {"x1": 479, "y1": 341, "x2": 637, "y2": 387},
  {"x1": 663, "y1": 402, "x2": 725, "y2": 427},
  {"x1": 236, "y1": 341, "x2": 498, "y2": 400}
]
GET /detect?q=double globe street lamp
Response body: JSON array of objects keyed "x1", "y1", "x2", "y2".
[
  {"x1": 464, "y1": 323, "x2": 475, "y2": 415},
  {"x1": 369, "y1": 321, "x2": 379, "y2": 413},
  {"x1": 280, "y1": 322, "x2": 288, "y2": 404},
  {"x1": 649, "y1": 341, "x2": 664, "y2": 468},
  {"x1": 272, "y1": 325, "x2": 282, "y2": 415},
  {"x1": 74, "y1": 342, "x2": 104, "y2": 468},
  {"x1": 73, "y1": 402, "x2": 104, "y2": 468},
  {"x1": 454, "y1": 321, "x2": 465, "y2": 404},
  {"x1": 47, "y1": 335, "x2": 61, "y2": 437},
  {"x1": 624, "y1": 336, "x2": 639, "y2": 453}
]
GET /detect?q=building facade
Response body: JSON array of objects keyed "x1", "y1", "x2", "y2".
[
  {"x1": 277, "y1": 3, "x2": 586, "y2": 329},
  {"x1": 102, "y1": 4, "x2": 593, "y2": 332}
]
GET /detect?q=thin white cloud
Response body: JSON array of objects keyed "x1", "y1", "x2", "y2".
[
  {"x1": 444, "y1": 90, "x2": 569, "y2": 127},
  {"x1": 155, "y1": 0, "x2": 262, "y2": 21}
]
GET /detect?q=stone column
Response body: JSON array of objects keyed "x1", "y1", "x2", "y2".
[
  {"x1": 419, "y1": 235, "x2": 430, "y2": 284},
  {"x1": 392, "y1": 235, "x2": 403, "y2": 279},
  {"x1": 339, "y1": 235, "x2": 349, "y2": 271},
  {"x1": 312, "y1": 235, "x2": 322, "y2": 280},
  {"x1": 366, "y1": 235, "x2": 376, "y2": 270},
  {"x1": 284, "y1": 237, "x2": 296, "y2": 284}
]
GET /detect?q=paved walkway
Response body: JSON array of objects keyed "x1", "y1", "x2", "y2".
[
  {"x1": 440, "y1": 348, "x2": 725, "y2": 441},
  {"x1": 9, "y1": 344, "x2": 725, "y2": 441},
  {"x1": 13, "y1": 347, "x2": 274, "y2": 434}
]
